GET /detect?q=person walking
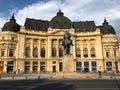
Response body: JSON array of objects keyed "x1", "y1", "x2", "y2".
[{"x1": 98, "y1": 66, "x2": 102, "y2": 78}]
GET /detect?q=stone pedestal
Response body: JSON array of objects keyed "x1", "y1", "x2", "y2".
[{"x1": 62, "y1": 55, "x2": 75, "y2": 73}]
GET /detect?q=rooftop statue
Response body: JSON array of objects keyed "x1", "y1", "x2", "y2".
[{"x1": 62, "y1": 31, "x2": 73, "y2": 55}]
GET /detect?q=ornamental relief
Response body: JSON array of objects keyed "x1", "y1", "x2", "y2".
[
  {"x1": 103, "y1": 37, "x2": 117, "y2": 42},
  {"x1": 26, "y1": 44, "x2": 30, "y2": 47}
]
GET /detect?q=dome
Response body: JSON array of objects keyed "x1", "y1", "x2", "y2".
[
  {"x1": 2, "y1": 14, "x2": 20, "y2": 32},
  {"x1": 101, "y1": 18, "x2": 116, "y2": 35},
  {"x1": 49, "y1": 9, "x2": 72, "y2": 29}
]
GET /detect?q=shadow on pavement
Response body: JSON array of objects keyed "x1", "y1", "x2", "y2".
[
  {"x1": 114, "y1": 79, "x2": 120, "y2": 90},
  {"x1": 30, "y1": 82, "x2": 73, "y2": 90}
]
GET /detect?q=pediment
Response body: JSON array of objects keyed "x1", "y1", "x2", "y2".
[{"x1": 49, "y1": 30, "x2": 66, "y2": 35}]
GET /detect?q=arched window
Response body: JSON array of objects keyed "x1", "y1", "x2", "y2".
[
  {"x1": 91, "y1": 47, "x2": 96, "y2": 57},
  {"x1": 41, "y1": 47, "x2": 45, "y2": 57},
  {"x1": 83, "y1": 48, "x2": 88, "y2": 57},
  {"x1": 76, "y1": 48, "x2": 81, "y2": 57},
  {"x1": 26, "y1": 47, "x2": 30, "y2": 57},
  {"x1": 59, "y1": 47, "x2": 63, "y2": 57},
  {"x1": 52, "y1": 47, "x2": 56, "y2": 57},
  {"x1": 33, "y1": 47, "x2": 38, "y2": 57}
]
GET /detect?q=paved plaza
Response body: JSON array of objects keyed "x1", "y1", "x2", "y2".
[
  {"x1": 0, "y1": 72, "x2": 120, "y2": 90},
  {"x1": 0, "y1": 72, "x2": 120, "y2": 80}
]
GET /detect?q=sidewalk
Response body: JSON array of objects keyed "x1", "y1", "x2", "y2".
[{"x1": 0, "y1": 72, "x2": 120, "y2": 80}]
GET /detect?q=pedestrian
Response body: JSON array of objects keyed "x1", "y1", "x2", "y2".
[{"x1": 98, "y1": 70, "x2": 101, "y2": 78}]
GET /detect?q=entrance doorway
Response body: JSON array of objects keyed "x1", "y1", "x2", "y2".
[
  {"x1": 76, "y1": 62, "x2": 82, "y2": 72},
  {"x1": 7, "y1": 66, "x2": 13, "y2": 74},
  {"x1": 53, "y1": 66, "x2": 56, "y2": 72},
  {"x1": 0, "y1": 61, "x2": 4, "y2": 74},
  {"x1": 84, "y1": 62, "x2": 89, "y2": 72},
  {"x1": 115, "y1": 62, "x2": 118, "y2": 73},
  {"x1": 59, "y1": 62, "x2": 62, "y2": 72},
  {"x1": 7, "y1": 61, "x2": 14, "y2": 74}
]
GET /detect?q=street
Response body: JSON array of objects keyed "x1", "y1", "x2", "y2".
[{"x1": 0, "y1": 79, "x2": 120, "y2": 90}]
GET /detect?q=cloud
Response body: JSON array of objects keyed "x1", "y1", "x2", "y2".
[
  {"x1": 0, "y1": 14, "x2": 7, "y2": 30},
  {"x1": 111, "y1": 19, "x2": 120, "y2": 41},
  {"x1": 15, "y1": 0, "x2": 96, "y2": 25},
  {"x1": 0, "y1": 0, "x2": 120, "y2": 40}
]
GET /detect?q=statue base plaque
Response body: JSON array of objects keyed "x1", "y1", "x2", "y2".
[{"x1": 62, "y1": 55, "x2": 75, "y2": 73}]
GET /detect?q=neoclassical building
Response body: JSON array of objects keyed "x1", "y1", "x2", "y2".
[{"x1": 0, "y1": 10, "x2": 120, "y2": 74}]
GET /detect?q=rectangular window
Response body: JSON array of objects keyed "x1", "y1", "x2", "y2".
[
  {"x1": 76, "y1": 62, "x2": 82, "y2": 72},
  {"x1": 92, "y1": 62, "x2": 96, "y2": 71},
  {"x1": 106, "y1": 62, "x2": 112, "y2": 71},
  {"x1": 40, "y1": 62, "x2": 45, "y2": 72},
  {"x1": 25, "y1": 61, "x2": 30, "y2": 73},
  {"x1": 33, "y1": 61, "x2": 38, "y2": 73},
  {"x1": 9, "y1": 49, "x2": 14, "y2": 57}
]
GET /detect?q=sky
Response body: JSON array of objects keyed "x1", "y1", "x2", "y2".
[{"x1": 0, "y1": 0, "x2": 120, "y2": 40}]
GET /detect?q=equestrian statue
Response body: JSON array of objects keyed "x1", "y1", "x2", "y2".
[{"x1": 62, "y1": 31, "x2": 73, "y2": 55}]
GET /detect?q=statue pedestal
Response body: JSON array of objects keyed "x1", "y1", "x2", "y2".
[{"x1": 62, "y1": 55, "x2": 75, "y2": 73}]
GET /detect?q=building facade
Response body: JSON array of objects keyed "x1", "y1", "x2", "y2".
[{"x1": 0, "y1": 10, "x2": 120, "y2": 74}]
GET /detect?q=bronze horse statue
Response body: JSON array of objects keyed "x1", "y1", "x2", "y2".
[{"x1": 62, "y1": 31, "x2": 73, "y2": 55}]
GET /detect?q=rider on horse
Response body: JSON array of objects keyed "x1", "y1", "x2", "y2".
[{"x1": 62, "y1": 31, "x2": 73, "y2": 55}]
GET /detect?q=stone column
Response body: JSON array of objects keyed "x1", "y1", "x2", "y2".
[
  {"x1": 57, "y1": 39, "x2": 59, "y2": 57},
  {"x1": 81, "y1": 61, "x2": 84, "y2": 71},
  {"x1": 38, "y1": 61, "x2": 40, "y2": 73},
  {"x1": 30, "y1": 61, "x2": 32, "y2": 73},
  {"x1": 89, "y1": 61, "x2": 92, "y2": 72},
  {"x1": 15, "y1": 59, "x2": 18, "y2": 72},
  {"x1": 88, "y1": 39, "x2": 91, "y2": 58},
  {"x1": 81, "y1": 40, "x2": 83, "y2": 58},
  {"x1": 45, "y1": 39, "x2": 47, "y2": 58},
  {"x1": 6, "y1": 44, "x2": 9, "y2": 57},
  {"x1": 73, "y1": 37, "x2": 76, "y2": 58},
  {"x1": 38, "y1": 39, "x2": 41, "y2": 58},
  {"x1": 48, "y1": 38, "x2": 52, "y2": 58},
  {"x1": 3, "y1": 61, "x2": 7, "y2": 74},
  {"x1": 31, "y1": 39, "x2": 33, "y2": 58}
]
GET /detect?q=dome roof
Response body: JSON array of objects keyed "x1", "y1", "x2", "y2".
[
  {"x1": 2, "y1": 14, "x2": 20, "y2": 32},
  {"x1": 49, "y1": 9, "x2": 72, "y2": 29},
  {"x1": 101, "y1": 18, "x2": 116, "y2": 35}
]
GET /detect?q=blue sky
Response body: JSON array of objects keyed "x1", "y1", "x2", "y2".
[{"x1": 0, "y1": 0, "x2": 120, "y2": 40}]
